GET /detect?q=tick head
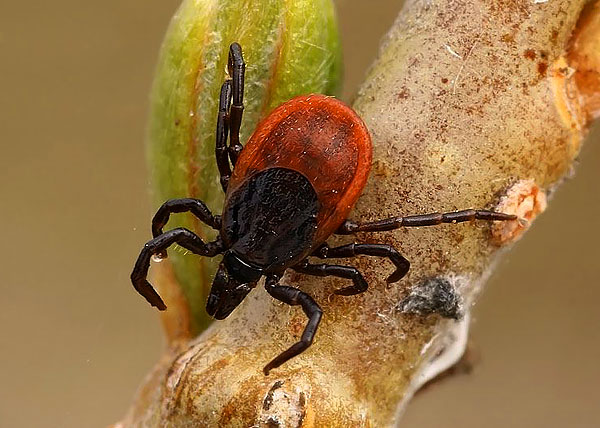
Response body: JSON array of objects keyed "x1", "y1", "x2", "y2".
[{"x1": 206, "y1": 252, "x2": 261, "y2": 320}]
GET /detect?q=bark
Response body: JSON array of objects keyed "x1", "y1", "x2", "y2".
[{"x1": 120, "y1": 0, "x2": 599, "y2": 426}]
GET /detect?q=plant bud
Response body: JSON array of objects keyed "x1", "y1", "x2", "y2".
[{"x1": 147, "y1": 0, "x2": 341, "y2": 335}]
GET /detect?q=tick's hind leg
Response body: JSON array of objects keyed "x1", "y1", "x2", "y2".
[
  {"x1": 263, "y1": 275, "x2": 322, "y2": 375},
  {"x1": 312, "y1": 242, "x2": 410, "y2": 283},
  {"x1": 293, "y1": 260, "x2": 368, "y2": 296},
  {"x1": 131, "y1": 228, "x2": 224, "y2": 310},
  {"x1": 336, "y1": 209, "x2": 517, "y2": 234},
  {"x1": 227, "y1": 42, "x2": 245, "y2": 165}
]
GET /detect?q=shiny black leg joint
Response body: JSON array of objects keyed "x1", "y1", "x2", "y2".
[
  {"x1": 227, "y1": 42, "x2": 245, "y2": 166},
  {"x1": 293, "y1": 260, "x2": 369, "y2": 296},
  {"x1": 312, "y1": 242, "x2": 410, "y2": 283},
  {"x1": 216, "y1": 79, "x2": 233, "y2": 191}
]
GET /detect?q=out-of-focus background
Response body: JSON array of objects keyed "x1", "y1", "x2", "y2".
[{"x1": 1, "y1": 0, "x2": 598, "y2": 427}]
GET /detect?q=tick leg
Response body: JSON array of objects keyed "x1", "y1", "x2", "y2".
[
  {"x1": 312, "y1": 243, "x2": 410, "y2": 283},
  {"x1": 263, "y1": 275, "x2": 322, "y2": 375},
  {"x1": 152, "y1": 198, "x2": 220, "y2": 236},
  {"x1": 293, "y1": 261, "x2": 368, "y2": 296},
  {"x1": 227, "y1": 42, "x2": 245, "y2": 166},
  {"x1": 151, "y1": 198, "x2": 220, "y2": 259},
  {"x1": 216, "y1": 79, "x2": 233, "y2": 191},
  {"x1": 131, "y1": 228, "x2": 224, "y2": 311},
  {"x1": 336, "y1": 209, "x2": 517, "y2": 234}
]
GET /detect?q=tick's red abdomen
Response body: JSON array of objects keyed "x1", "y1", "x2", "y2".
[{"x1": 227, "y1": 94, "x2": 372, "y2": 244}]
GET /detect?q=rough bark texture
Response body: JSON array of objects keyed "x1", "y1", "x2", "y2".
[{"x1": 121, "y1": 0, "x2": 599, "y2": 426}]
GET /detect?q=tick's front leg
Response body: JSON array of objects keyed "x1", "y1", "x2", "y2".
[
  {"x1": 151, "y1": 198, "x2": 220, "y2": 259},
  {"x1": 216, "y1": 79, "x2": 233, "y2": 191},
  {"x1": 227, "y1": 42, "x2": 245, "y2": 165},
  {"x1": 131, "y1": 228, "x2": 224, "y2": 310}
]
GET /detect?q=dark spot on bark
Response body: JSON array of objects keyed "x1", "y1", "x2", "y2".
[
  {"x1": 266, "y1": 418, "x2": 280, "y2": 428},
  {"x1": 413, "y1": 131, "x2": 425, "y2": 142},
  {"x1": 299, "y1": 391, "x2": 306, "y2": 408},
  {"x1": 263, "y1": 380, "x2": 285, "y2": 411},
  {"x1": 296, "y1": 392, "x2": 307, "y2": 428},
  {"x1": 397, "y1": 86, "x2": 410, "y2": 100},
  {"x1": 524, "y1": 49, "x2": 536, "y2": 60},
  {"x1": 501, "y1": 33, "x2": 515, "y2": 43},
  {"x1": 441, "y1": 77, "x2": 449, "y2": 84}
]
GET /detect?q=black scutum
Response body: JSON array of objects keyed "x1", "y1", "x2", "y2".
[{"x1": 222, "y1": 168, "x2": 319, "y2": 271}]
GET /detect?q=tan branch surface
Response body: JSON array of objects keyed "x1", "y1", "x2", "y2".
[{"x1": 120, "y1": 0, "x2": 598, "y2": 426}]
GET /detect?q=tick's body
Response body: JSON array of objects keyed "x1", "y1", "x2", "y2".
[
  {"x1": 223, "y1": 94, "x2": 372, "y2": 274},
  {"x1": 132, "y1": 43, "x2": 516, "y2": 375}
]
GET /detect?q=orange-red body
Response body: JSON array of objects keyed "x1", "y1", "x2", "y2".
[{"x1": 227, "y1": 94, "x2": 372, "y2": 246}]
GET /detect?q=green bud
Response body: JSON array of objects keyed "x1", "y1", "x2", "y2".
[{"x1": 147, "y1": 0, "x2": 342, "y2": 334}]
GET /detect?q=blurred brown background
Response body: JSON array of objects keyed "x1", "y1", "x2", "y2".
[{"x1": 1, "y1": 0, "x2": 598, "y2": 427}]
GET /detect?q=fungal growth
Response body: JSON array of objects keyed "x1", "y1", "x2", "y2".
[{"x1": 397, "y1": 277, "x2": 463, "y2": 320}]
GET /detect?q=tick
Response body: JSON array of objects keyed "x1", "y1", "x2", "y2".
[{"x1": 131, "y1": 42, "x2": 516, "y2": 375}]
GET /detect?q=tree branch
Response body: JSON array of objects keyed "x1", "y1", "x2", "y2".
[{"x1": 120, "y1": 0, "x2": 599, "y2": 426}]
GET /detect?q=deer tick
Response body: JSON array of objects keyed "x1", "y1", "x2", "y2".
[{"x1": 131, "y1": 42, "x2": 516, "y2": 375}]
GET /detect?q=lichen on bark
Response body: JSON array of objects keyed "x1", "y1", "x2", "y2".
[{"x1": 122, "y1": 0, "x2": 600, "y2": 426}]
